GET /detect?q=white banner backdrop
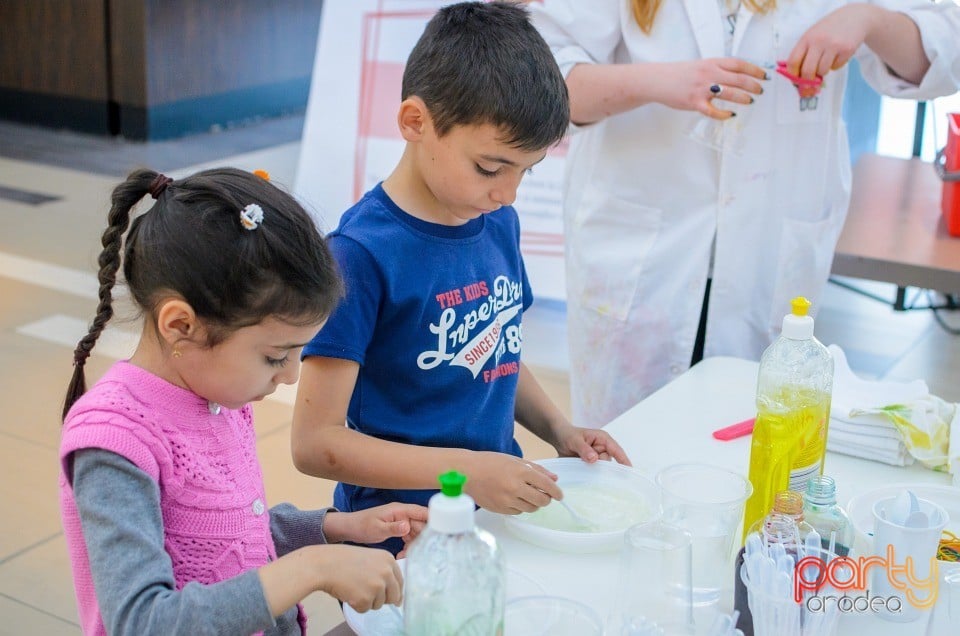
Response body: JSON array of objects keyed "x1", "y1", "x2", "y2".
[{"x1": 293, "y1": 0, "x2": 568, "y2": 300}]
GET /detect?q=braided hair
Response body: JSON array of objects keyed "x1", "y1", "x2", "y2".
[{"x1": 62, "y1": 167, "x2": 342, "y2": 420}]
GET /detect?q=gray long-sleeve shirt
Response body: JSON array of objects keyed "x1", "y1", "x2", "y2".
[{"x1": 72, "y1": 448, "x2": 334, "y2": 635}]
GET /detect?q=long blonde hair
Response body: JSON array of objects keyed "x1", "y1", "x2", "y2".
[{"x1": 630, "y1": 0, "x2": 777, "y2": 34}]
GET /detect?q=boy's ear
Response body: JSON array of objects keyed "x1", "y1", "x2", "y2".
[
  {"x1": 155, "y1": 298, "x2": 198, "y2": 346},
  {"x1": 396, "y1": 97, "x2": 430, "y2": 142}
]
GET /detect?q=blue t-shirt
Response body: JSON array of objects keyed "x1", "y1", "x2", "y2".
[{"x1": 304, "y1": 184, "x2": 533, "y2": 543}]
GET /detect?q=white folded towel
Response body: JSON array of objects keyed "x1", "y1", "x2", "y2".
[
  {"x1": 829, "y1": 346, "x2": 929, "y2": 420},
  {"x1": 827, "y1": 345, "x2": 923, "y2": 466},
  {"x1": 826, "y1": 426, "x2": 914, "y2": 466},
  {"x1": 826, "y1": 345, "x2": 960, "y2": 480}
]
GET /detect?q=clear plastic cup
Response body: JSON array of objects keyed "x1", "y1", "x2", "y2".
[
  {"x1": 607, "y1": 520, "x2": 695, "y2": 635},
  {"x1": 656, "y1": 463, "x2": 753, "y2": 608},
  {"x1": 924, "y1": 568, "x2": 960, "y2": 636},
  {"x1": 505, "y1": 595, "x2": 603, "y2": 636}
]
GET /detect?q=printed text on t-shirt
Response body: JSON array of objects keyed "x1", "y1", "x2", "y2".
[
  {"x1": 435, "y1": 280, "x2": 489, "y2": 308},
  {"x1": 417, "y1": 276, "x2": 523, "y2": 378}
]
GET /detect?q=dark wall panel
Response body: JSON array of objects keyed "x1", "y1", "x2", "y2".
[
  {"x1": 0, "y1": 0, "x2": 109, "y2": 100},
  {"x1": 143, "y1": 0, "x2": 321, "y2": 103},
  {"x1": 0, "y1": 0, "x2": 323, "y2": 139}
]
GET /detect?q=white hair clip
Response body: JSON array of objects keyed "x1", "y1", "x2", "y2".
[{"x1": 239, "y1": 203, "x2": 264, "y2": 230}]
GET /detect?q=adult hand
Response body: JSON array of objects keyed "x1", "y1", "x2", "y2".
[
  {"x1": 785, "y1": 4, "x2": 876, "y2": 81},
  {"x1": 652, "y1": 57, "x2": 767, "y2": 120},
  {"x1": 324, "y1": 503, "x2": 429, "y2": 546},
  {"x1": 463, "y1": 452, "x2": 561, "y2": 514},
  {"x1": 555, "y1": 426, "x2": 632, "y2": 466},
  {"x1": 315, "y1": 544, "x2": 403, "y2": 612}
]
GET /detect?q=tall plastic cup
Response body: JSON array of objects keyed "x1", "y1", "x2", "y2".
[
  {"x1": 656, "y1": 463, "x2": 753, "y2": 608},
  {"x1": 607, "y1": 520, "x2": 694, "y2": 635}
]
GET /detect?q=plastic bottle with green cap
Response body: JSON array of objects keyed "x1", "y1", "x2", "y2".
[
  {"x1": 741, "y1": 296, "x2": 834, "y2": 542},
  {"x1": 403, "y1": 471, "x2": 505, "y2": 635}
]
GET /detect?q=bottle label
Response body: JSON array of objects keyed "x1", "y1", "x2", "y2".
[{"x1": 788, "y1": 460, "x2": 820, "y2": 492}]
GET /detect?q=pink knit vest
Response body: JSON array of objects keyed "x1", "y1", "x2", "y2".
[{"x1": 59, "y1": 361, "x2": 307, "y2": 635}]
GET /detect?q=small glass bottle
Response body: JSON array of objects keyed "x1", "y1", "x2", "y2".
[
  {"x1": 403, "y1": 471, "x2": 505, "y2": 636},
  {"x1": 803, "y1": 475, "x2": 854, "y2": 557},
  {"x1": 764, "y1": 490, "x2": 815, "y2": 544},
  {"x1": 735, "y1": 490, "x2": 814, "y2": 636}
]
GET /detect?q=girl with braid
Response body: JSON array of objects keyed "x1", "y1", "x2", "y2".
[{"x1": 59, "y1": 168, "x2": 427, "y2": 636}]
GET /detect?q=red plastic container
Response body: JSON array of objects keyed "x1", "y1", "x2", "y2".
[{"x1": 938, "y1": 112, "x2": 960, "y2": 237}]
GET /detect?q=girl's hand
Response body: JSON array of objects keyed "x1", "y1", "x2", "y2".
[
  {"x1": 785, "y1": 4, "x2": 878, "y2": 81},
  {"x1": 314, "y1": 544, "x2": 404, "y2": 612},
  {"x1": 323, "y1": 504, "x2": 428, "y2": 546},
  {"x1": 650, "y1": 57, "x2": 767, "y2": 120},
  {"x1": 555, "y1": 427, "x2": 632, "y2": 466},
  {"x1": 463, "y1": 452, "x2": 561, "y2": 515}
]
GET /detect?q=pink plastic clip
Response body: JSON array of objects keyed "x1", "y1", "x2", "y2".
[
  {"x1": 712, "y1": 417, "x2": 755, "y2": 441},
  {"x1": 775, "y1": 61, "x2": 823, "y2": 98}
]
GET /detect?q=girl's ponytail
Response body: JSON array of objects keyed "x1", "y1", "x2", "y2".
[{"x1": 61, "y1": 169, "x2": 162, "y2": 421}]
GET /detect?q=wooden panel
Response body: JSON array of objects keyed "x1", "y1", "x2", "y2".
[
  {"x1": 0, "y1": 0, "x2": 108, "y2": 100},
  {"x1": 142, "y1": 0, "x2": 323, "y2": 104},
  {"x1": 831, "y1": 153, "x2": 960, "y2": 293},
  {"x1": 107, "y1": 0, "x2": 147, "y2": 106}
]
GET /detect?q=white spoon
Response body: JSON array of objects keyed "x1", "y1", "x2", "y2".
[
  {"x1": 889, "y1": 490, "x2": 920, "y2": 526},
  {"x1": 904, "y1": 509, "x2": 929, "y2": 528},
  {"x1": 555, "y1": 498, "x2": 594, "y2": 530}
]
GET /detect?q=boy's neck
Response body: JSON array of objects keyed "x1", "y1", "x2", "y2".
[{"x1": 382, "y1": 148, "x2": 468, "y2": 227}]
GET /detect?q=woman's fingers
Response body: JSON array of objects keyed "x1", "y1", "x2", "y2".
[
  {"x1": 721, "y1": 57, "x2": 768, "y2": 80},
  {"x1": 723, "y1": 74, "x2": 765, "y2": 97},
  {"x1": 713, "y1": 86, "x2": 756, "y2": 106},
  {"x1": 701, "y1": 101, "x2": 734, "y2": 120}
]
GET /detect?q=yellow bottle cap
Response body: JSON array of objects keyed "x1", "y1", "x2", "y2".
[
  {"x1": 790, "y1": 296, "x2": 812, "y2": 317},
  {"x1": 783, "y1": 296, "x2": 814, "y2": 339}
]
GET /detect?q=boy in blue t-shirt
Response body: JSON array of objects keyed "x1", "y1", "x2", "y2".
[{"x1": 292, "y1": 1, "x2": 630, "y2": 553}]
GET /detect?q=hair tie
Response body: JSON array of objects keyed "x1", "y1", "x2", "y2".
[
  {"x1": 239, "y1": 203, "x2": 265, "y2": 230},
  {"x1": 253, "y1": 169, "x2": 271, "y2": 181},
  {"x1": 148, "y1": 174, "x2": 173, "y2": 199}
]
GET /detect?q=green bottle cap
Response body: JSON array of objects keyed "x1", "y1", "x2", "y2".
[{"x1": 438, "y1": 470, "x2": 467, "y2": 497}]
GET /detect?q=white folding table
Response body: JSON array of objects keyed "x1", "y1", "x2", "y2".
[{"x1": 475, "y1": 356, "x2": 955, "y2": 635}]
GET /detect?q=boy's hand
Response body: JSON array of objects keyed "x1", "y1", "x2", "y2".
[
  {"x1": 314, "y1": 544, "x2": 403, "y2": 612},
  {"x1": 464, "y1": 452, "x2": 561, "y2": 515},
  {"x1": 323, "y1": 504, "x2": 428, "y2": 546},
  {"x1": 556, "y1": 427, "x2": 632, "y2": 466}
]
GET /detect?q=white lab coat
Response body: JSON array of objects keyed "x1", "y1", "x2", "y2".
[{"x1": 530, "y1": 0, "x2": 960, "y2": 427}]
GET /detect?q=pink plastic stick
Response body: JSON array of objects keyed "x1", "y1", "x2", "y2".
[{"x1": 712, "y1": 417, "x2": 756, "y2": 441}]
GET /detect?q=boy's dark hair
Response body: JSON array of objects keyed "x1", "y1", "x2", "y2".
[
  {"x1": 62, "y1": 167, "x2": 343, "y2": 420},
  {"x1": 402, "y1": 1, "x2": 569, "y2": 151}
]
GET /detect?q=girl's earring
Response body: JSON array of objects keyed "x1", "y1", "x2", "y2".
[{"x1": 172, "y1": 349, "x2": 182, "y2": 359}]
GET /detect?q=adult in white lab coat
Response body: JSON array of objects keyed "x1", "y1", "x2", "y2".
[{"x1": 529, "y1": 0, "x2": 960, "y2": 426}]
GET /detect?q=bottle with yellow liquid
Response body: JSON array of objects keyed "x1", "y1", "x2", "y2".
[{"x1": 741, "y1": 296, "x2": 833, "y2": 543}]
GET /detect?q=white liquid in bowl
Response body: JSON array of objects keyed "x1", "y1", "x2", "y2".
[{"x1": 520, "y1": 484, "x2": 653, "y2": 533}]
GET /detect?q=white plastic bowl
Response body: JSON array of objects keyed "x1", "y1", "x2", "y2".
[
  {"x1": 847, "y1": 483, "x2": 960, "y2": 550},
  {"x1": 503, "y1": 458, "x2": 661, "y2": 553}
]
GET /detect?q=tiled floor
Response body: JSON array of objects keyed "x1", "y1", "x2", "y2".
[{"x1": 0, "y1": 116, "x2": 958, "y2": 635}]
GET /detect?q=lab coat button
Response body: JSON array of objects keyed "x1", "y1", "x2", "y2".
[{"x1": 670, "y1": 365, "x2": 681, "y2": 374}]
